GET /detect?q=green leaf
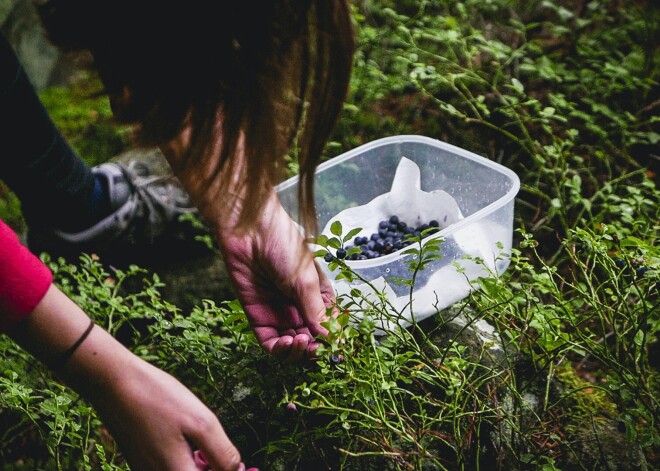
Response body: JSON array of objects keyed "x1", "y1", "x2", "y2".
[
  {"x1": 331, "y1": 221, "x2": 343, "y2": 237},
  {"x1": 511, "y1": 77, "x2": 525, "y2": 93},
  {"x1": 620, "y1": 236, "x2": 644, "y2": 247},
  {"x1": 344, "y1": 227, "x2": 362, "y2": 243}
]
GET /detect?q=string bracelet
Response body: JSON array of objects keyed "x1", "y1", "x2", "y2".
[{"x1": 48, "y1": 318, "x2": 95, "y2": 371}]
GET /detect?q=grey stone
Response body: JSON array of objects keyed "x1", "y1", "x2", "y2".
[{"x1": 1, "y1": 0, "x2": 80, "y2": 90}]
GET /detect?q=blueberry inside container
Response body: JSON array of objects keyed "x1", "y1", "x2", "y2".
[{"x1": 276, "y1": 135, "x2": 520, "y2": 322}]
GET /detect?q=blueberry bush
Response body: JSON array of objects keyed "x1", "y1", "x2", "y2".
[{"x1": 1, "y1": 0, "x2": 658, "y2": 469}]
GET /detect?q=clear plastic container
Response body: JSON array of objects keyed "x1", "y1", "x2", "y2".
[{"x1": 276, "y1": 135, "x2": 520, "y2": 323}]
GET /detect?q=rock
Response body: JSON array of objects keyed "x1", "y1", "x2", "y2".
[
  {"x1": 1, "y1": 0, "x2": 81, "y2": 90},
  {"x1": 565, "y1": 419, "x2": 648, "y2": 470}
]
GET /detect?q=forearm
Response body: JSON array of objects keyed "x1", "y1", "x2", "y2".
[
  {"x1": 7, "y1": 284, "x2": 245, "y2": 470},
  {"x1": 7, "y1": 284, "x2": 137, "y2": 402}
]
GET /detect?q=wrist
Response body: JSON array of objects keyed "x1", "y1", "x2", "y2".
[
  {"x1": 7, "y1": 284, "x2": 141, "y2": 404},
  {"x1": 57, "y1": 323, "x2": 138, "y2": 399}
]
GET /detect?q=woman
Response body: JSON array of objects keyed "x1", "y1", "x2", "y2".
[
  {"x1": 35, "y1": 0, "x2": 355, "y2": 362},
  {"x1": 1, "y1": 1, "x2": 354, "y2": 469}
]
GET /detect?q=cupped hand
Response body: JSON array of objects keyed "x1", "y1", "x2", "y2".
[{"x1": 216, "y1": 194, "x2": 336, "y2": 362}]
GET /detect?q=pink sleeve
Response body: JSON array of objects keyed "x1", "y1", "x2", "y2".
[{"x1": 0, "y1": 219, "x2": 53, "y2": 330}]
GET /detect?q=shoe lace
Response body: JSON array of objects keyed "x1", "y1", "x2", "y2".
[{"x1": 122, "y1": 161, "x2": 197, "y2": 240}]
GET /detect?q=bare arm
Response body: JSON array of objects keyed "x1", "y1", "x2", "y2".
[
  {"x1": 161, "y1": 134, "x2": 336, "y2": 362},
  {"x1": 8, "y1": 284, "x2": 243, "y2": 471}
]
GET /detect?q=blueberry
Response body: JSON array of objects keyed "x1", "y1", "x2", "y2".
[
  {"x1": 613, "y1": 258, "x2": 626, "y2": 269},
  {"x1": 324, "y1": 253, "x2": 334, "y2": 262},
  {"x1": 336, "y1": 248, "x2": 347, "y2": 259},
  {"x1": 363, "y1": 215, "x2": 449, "y2": 257},
  {"x1": 330, "y1": 354, "x2": 341, "y2": 365},
  {"x1": 636, "y1": 266, "x2": 649, "y2": 277},
  {"x1": 354, "y1": 236, "x2": 364, "y2": 246}
]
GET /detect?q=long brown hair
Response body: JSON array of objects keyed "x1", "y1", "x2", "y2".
[{"x1": 37, "y1": 0, "x2": 355, "y2": 235}]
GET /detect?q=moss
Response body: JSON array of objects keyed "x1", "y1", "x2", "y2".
[
  {"x1": 37, "y1": 71, "x2": 131, "y2": 167},
  {"x1": 556, "y1": 365, "x2": 618, "y2": 433},
  {"x1": 0, "y1": 182, "x2": 24, "y2": 233}
]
